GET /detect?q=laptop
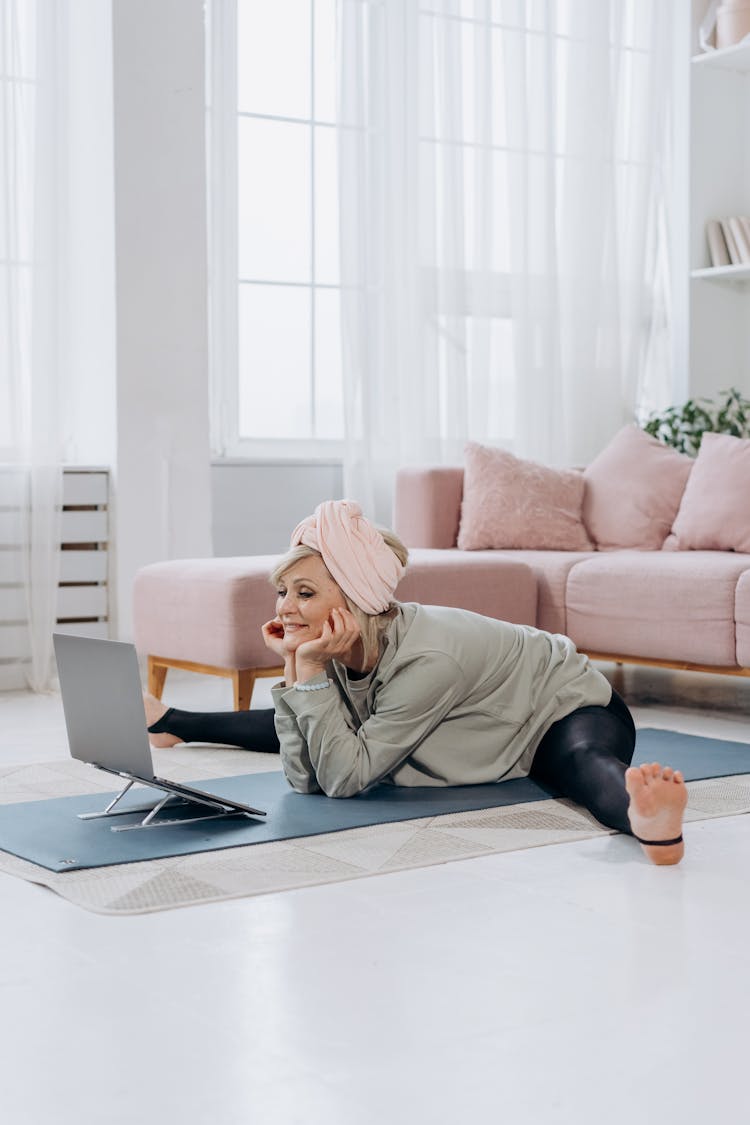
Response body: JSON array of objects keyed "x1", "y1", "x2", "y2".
[{"x1": 53, "y1": 632, "x2": 266, "y2": 827}]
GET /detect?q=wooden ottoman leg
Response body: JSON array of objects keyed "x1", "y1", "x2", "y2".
[
  {"x1": 148, "y1": 656, "x2": 168, "y2": 699},
  {"x1": 233, "y1": 670, "x2": 256, "y2": 711}
]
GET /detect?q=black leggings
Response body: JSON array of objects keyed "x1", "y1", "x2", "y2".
[
  {"x1": 528, "y1": 688, "x2": 636, "y2": 835},
  {"x1": 150, "y1": 688, "x2": 636, "y2": 834}
]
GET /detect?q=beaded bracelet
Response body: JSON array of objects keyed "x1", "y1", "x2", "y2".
[{"x1": 294, "y1": 679, "x2": 333, "y2": 692}]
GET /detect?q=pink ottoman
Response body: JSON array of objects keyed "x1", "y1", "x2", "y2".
[
  {"x1": 133, "y1": 556, "x2": 283, "y2": 709},
  {"x1": 133, "y1": 550, "x2": 537, "y2": 708}
]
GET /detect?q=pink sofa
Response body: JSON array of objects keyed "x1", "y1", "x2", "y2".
[
  {"x1": 133, "y1": 442, "x2": 750, "y2": 708},
  {"x1": 394, "y1": 465, "x2": 750, "y2": 677}
]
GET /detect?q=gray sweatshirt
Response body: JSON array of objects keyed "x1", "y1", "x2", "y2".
[{"x1": 271, "y1": 602, "x2": 612, "y2": 797}]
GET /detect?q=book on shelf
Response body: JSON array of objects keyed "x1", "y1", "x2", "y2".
[
  {"x1": 738, "y1": 217, "x2": 750, "y2": 259},
  {"x1": 707, "y1": 219, "x2": 730, "y2": 266},
  {"x1": 706, "y1": 216, "x2": 750, "y2": 267},
  {"x1": 719, "y1": 219, "x2": 742, "y2": 264},
  {"x1": 728, "y1": 217, "x2": 750, "y2": 263}
]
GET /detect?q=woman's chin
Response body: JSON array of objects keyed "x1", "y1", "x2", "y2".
[{"x1": 283, "y1": 630, "x2": 320, "y2": 651}]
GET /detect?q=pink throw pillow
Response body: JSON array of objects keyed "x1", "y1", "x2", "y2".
[
  {"x1": 670, "y1": 432, "x2": 750, "y2": 552},
  {"x1": 583, "y1": 425, "x2": 693, "y2": 550},
  {"x1": 457, "y1": 442, "x2": 593, "y2": 551}
]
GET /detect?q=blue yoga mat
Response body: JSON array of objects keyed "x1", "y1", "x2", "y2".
[{"x1": 2, "y1": 728, "x2": 749, "y2": 873}]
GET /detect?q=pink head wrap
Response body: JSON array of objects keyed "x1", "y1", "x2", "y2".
[{"x1": 290, "y1": 500, "x2": 405, "y2": 614}]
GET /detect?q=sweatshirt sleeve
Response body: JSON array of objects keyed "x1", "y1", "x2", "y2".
[
  {"x1": 270, "y1": 681, "x2": 323, "y2": 794},
  {"x1": 273, "y1": 651, "x2": 468, "y2": 798}
]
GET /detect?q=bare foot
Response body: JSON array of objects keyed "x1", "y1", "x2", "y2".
[
  {"x1": 142, "y1": 693, "x2": 183, "y2": 748},
  {"x1": 625, "y1": 762, "x2": 687, "y2": 866}
]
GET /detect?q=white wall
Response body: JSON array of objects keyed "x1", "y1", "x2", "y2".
[
  {"x1": 212, "y1": 461, "x2": 344, "y2": 556},
  {"x1": 61, "y1": 0, "x2": 117, "y2": 468},
  {"x1": 111, "y1": 0, "x2": 213, "y2": 637}
]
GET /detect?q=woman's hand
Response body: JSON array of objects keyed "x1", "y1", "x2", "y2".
[
  {"x1": 262, "y1": 617, "x2": 297, "y2": 687},
  {"x1": 262, "y1": 617, "x2": 288, "y2": 659},
  {"x1": 295, "y1": 607, "x2": 361, "y2": 682}
]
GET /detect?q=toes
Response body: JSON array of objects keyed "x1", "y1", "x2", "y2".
[
  {"x1": 631, "y1": 762, "x2": 685, "y2": 787},
  {"x1": 625, "y1": 766, "x2": 645, "y2": 793}
]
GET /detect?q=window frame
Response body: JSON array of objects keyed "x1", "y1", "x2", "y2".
[{"x1": 207, "y1": 0, "x2": 345, "y2": 462}]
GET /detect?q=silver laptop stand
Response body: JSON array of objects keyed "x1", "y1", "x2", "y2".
[{"x1": 78, "y1": 775, "x2": 253, "y2": 833}]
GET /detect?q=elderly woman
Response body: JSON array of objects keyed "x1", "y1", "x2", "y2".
[{"x1": 146, "y1": 500, "x2": 687, "y2": 865}]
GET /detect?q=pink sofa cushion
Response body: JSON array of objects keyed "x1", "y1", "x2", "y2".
[
  {"x1": 566, "y1": 551, "x2": 750, "y2": 666},
  {"x1": 671, "y1": 432, "x2": 750, "y2": 552},
  {"x1": 397, "y1": 549, "x2": 537, "y2": 626},
  {"x1": 735, "y1": 569, "x2": 750, "y2": 667},
  {"x1": 582, "y1": 425, "x2": 693, "y2": 550},
  {"x1": 457, "y1": 443, "x2": 593, "y2": 551},
  {"x1": 491, "y1": 550, "x2": 594, "y2": 635}
]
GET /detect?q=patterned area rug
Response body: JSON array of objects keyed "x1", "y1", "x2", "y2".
[{"x1": 1, "y1": 747, "x2": 749, "y2": 915}]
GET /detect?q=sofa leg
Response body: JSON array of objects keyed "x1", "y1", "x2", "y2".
[{"x1": 148, "y1": 656, "x2": 168, "y2": 700}]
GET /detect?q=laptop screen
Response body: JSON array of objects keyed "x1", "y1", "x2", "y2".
[{"x1": 53, "y1": 633, "x2": 156, "y2": 781}]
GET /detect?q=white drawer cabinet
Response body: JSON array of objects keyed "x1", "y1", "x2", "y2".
[
  {"x1": 56, "y1": 469, "x2": 110, "y2": 638},
  {"x1": 0, "y1": 468, "x2": 110, "y2": 682}
]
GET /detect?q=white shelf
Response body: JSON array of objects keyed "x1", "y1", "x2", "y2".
[
  {"x1": 692, "y1": 41, "x2": 750, "y2": 73},
  {"x1": 691, "y1": 263, "x2": 750, "y2": 282}
]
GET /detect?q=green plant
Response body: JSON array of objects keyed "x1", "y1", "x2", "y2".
[{"x1": 642, "y1": 386, "x2": 750, "y2": 456}]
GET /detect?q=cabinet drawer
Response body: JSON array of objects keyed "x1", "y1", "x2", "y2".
[
  {"x1": 57, "y1": 585, "x2": 108, "y2": 619},
  {"x1": 0, "y1": 549, "x2": 22, "y2": 583},
  {"x1": 59, "y1": 550, "x2": 108, "y2": 583},
  {"x1": 63, "y1": 472, "x2": 109, "y2": 506},
  {"x1": 54, "y1": 620, "x2": 109, "y2": 640},
  {"x1": 0, "y1": 468, "x2": 24, "y2": 506},
  {"x1": 0, "y1": 623, "x2": 30, "y2": 660},
  {"x1": 0, "y1": 586, "x2": 25, "y2": 621},
  {"x1": 0, "y1": 510, "x2": 23, "y2": 546},
  {"x1": 61, "y1": 510, "x2": 108, "y2": 544}
]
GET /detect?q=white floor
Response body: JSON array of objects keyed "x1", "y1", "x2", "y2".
[{"x1": 2, "y1": 665, "x2": 750, "y2": 1125}]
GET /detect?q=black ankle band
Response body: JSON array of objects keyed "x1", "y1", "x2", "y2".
[
  {"x1": 147, "y1": 707, "x2": 175, "y2": 734},
  {"x1": 633, "y1": 834, "x2": 683, "y2": 847}
]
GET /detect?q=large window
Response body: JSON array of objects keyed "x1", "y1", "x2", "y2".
[
  {"x1": 209, "y1": 0, "x2": 344, "y2": 457},
  {"x1": 209, "y1": 0, "x2": 674, "y2": 464}
]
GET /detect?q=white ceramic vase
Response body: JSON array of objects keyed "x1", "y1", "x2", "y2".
[{"x1": 716, "y1": 0, "x2": 750, "y2": 48}]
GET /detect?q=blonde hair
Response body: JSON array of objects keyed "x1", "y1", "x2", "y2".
[{"x1": 269, "y1": 529, "x2": 409, "y2": 671}]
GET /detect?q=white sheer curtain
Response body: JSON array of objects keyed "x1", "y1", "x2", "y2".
[
  {"x1": 337, "y1": 0, "x2": 675, "y2": 522},
  {"x1": 1, "y1": 0, "x2": 66, "y2": 692}
]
